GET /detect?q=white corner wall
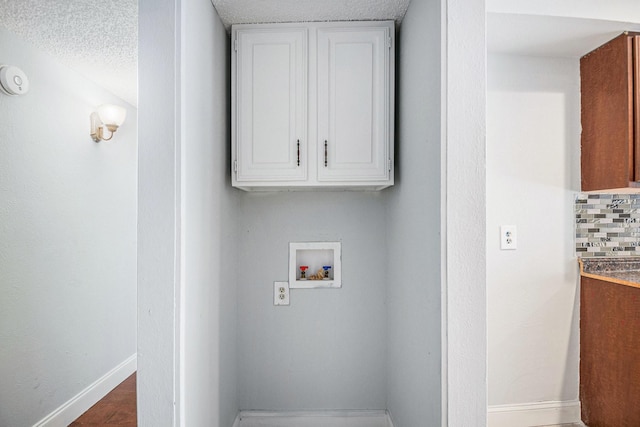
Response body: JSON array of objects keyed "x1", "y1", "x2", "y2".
[
  {"x1": 385, "y1": 0, "x2": 442, "y2": 424},
  {"x1": 0, "y1": 26, "x2": 137, "y2": 426},
  {"x1": 443, "y1": 0, "x2": 488, "y2": 424},
  {"x1": 138, "y1": 0, "x2": 181, "y2": 423},
  {"x1": 139, "y1": 0, "x2": 237, "y2": 425},
  {"x1": 181, "y1": 0, "x2": 237, "y2": 425},
  {"x1": 486, "y1": 54, "x2": 581, "y2": 424}
]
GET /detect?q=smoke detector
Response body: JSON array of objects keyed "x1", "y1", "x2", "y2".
[{"x1": 0, "y1": 65, "x2": 29, "y2": 96}]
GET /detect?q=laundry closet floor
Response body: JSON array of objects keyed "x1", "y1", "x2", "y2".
[{"x1": 234, "y1": 411, "x2": 392, "y2": 427}]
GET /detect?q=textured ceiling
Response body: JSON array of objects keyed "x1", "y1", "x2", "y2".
[
  {"x1": 0, "y1": 0, "x2": 138, "y2": 106},
  {"x1": 0, "y1": 0, "x2": 409, "y2": 108},
  {"x1": 211, "y1": 0, "x2": 411, "y2": 29}
]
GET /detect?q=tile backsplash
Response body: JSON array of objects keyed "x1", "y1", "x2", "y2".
[{"x1": 576, "y1": 193, "x2": 640, "y2": 257}]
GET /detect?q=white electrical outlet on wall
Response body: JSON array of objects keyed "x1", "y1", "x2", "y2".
[
  {"x1": 500, "y1": 225, "x2": 517, "y2": 250},
  {"x1": 274, "y1": 281, "x2": 290, "y2": 306}
]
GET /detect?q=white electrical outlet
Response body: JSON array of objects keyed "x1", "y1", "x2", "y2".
[
  {"x1": 500, "y1": 225, "x2": 517, "y2": 250},
  {"x1": 274, "y1": 281, "x2": 290, "y2": 306}
]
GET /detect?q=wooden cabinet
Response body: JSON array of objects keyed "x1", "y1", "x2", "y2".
[
  {"x1": 580, "y1": 276, "x2": 640, "y2": 426},
  {"x1": 580, "y1": 32, "x2": 640, "y2": 191},
  {"x1": 231, "y1": 22, "x2": 394, "y2": 191}
]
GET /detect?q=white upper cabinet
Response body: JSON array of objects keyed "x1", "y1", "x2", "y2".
[
  {"x1": 232, "y1": 21, "x2": 394, "y2": 191},
  {"x1": 317, "y1": 27, "x2": 391, "y2": 183},
  {"x1": 234, "y1": 28, "x2": 308, "y2": 182}
]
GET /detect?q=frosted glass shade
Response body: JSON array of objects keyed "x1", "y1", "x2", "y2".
[{"x1": 97, "y1": 104, "x2": 126, "y2": 127}]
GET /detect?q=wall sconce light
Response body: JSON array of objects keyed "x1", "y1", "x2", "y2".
[{"x1": 90, "y1": 104, "x2": 127, "y2": 142}]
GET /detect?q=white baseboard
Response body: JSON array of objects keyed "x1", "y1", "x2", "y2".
[
  {"x1": 488, "y1": 400, "x2": 581, "y2": 427},
  {"x1": 233, "y1": 410, "x2": 392, "y2": 427},
  {"x1": 386, "y1": 409, "x2": 396, "y2": 427},
  {"x1": 232, "y1": 412, "x2": 241, "y2": 427},
  {"x1": 33, "y1": 353, "x2": 137, "y2": 427}
]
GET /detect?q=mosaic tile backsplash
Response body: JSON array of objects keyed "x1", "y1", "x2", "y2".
[{"x1": 576, "y1": 193, "x2": 640, "y2": 257}]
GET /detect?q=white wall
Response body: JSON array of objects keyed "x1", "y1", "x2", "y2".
[
  {"x1": 486, "y1": 54, "x2": 581, "y2": 412},
  {"x1": 236, "y1": 192, "x2": 387, "y2": 410},
  {"x1": 0, "y1": 26, "x2": 137, "y2": 426},
  {"x1": 181, "y1": 0, "x2": 237, "y2": 425},
  {"x1": 484, "y1": 2, "x2": 640, "y2": 424},
  {"x1": 385, "y1": 0, "x2": 442, "y2": 424}
]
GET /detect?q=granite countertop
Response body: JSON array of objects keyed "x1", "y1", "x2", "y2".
[{"x1": 579, "y1": 258, "x2": 640, "y2": 289}]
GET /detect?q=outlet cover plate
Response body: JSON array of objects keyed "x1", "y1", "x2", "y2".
[
  {"x1": 500, "y1": 225, "x2": 517, "y2": 250},
  {"x1": 274, "y1": 281, "x2": 290, "y2": 306}
]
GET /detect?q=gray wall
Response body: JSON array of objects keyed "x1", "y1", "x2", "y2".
[
  {"x1": 138, "y1": 0, "x2": 181, "y2": 423},
  {"x1": 182, "y1": 0, "x2": 238, "y2": 425},
  {"x1": 139, "y1": 0, "x2": 238, "y2": 425},
  {"x1": 385, "y1": 0, "x2": 442, "y2": 424},
  {"x1": 0, "y1": 26, "x2": 137, "y2": 426},
  {"x1": 237, "y1": 192, "x2": 387, "y2": 410},
  {"x1": 139, "y1": 0, "x2": 446, "y2": 421},
  {"x1": 235, "y1": 3, "x2": 445, "y2": 416}
]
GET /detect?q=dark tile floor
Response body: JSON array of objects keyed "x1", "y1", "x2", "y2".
[{"x1": 69, "y1": 373, "x2": 137, "y2": 426}]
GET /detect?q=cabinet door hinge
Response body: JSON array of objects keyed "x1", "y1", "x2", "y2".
[
  {"x1": 234, "y1": 39, "x2": 238, "y2": 52},
  {"x1": 388, "y1": 159, "x2": 392, "y2": 172},
  {"x1": 387, "y1": 37, "x2": 392, "y2": 49},
  {"x1": 233, "y1": 160, "x2": 238, "y2": 172}
]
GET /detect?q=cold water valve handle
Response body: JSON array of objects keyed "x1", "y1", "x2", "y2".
[{"x1": 322, "y1": 266, "x2": 331, "y2": 279}]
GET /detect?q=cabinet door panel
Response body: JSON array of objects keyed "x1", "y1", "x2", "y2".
[
  {"x1": 580, "y1": 276, "x2": 640, "y2": 426},
  {"x1": 236, "y1": 29, "x2": 307, "y2": 181},
  {"x1": 317, "y1": 27, "x2": 390, "y2": 181},
  {"x1": 580, "y1": 33, "x2": 635, "y2": 190}
]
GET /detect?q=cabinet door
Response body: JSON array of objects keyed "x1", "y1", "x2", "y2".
[
  {"x1": 580, "y1": 276, "x2": 640, "y2": 426},
  {"x1": 317, "y1": 26, "x2": 391, "y2": 182},
  {"x1": 235, "y1": 29, "x2": 307, "y2": 182},
  {"x1": 580, "y1": 33, "x2": 636, "y2": 190}
]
